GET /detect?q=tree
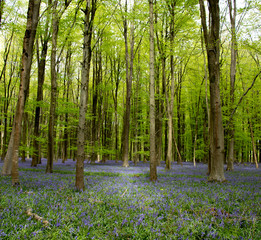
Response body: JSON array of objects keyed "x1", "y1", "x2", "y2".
[
  {"x1": 0, "y1": 30, "x2": 19, "y2": 164},
  {"x1": 31, "y1": 0, "x2": 51, "y2": 167},
  {"x1": 121, "y1": 0, "x2": 135, "y2": 168},
  {"x1": 226, "y1": 0, "x2": 237, "y2": 171},
  {"x1": 149, "y1": 0, "x2": 157, "y2": 182},
  {"x1": 3, "y1": 0, "x2": 41, "y2": 184},
  {"x1": 165, "y1": 0, "x2": 176, "y2": 170},
  {"x1": 46, "y1": 0, "x2": 72, "y2": 173},
  {"x1": 199, "y1": 0, "x2": 226, "y2": 182},
  {"x1": 75, "y1": 0, "x2": 97, "y2": 191}
]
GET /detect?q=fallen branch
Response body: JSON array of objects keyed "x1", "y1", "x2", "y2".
[
  {"x1": 26, "y1": 208, "x2": 49, "y2": 227},
  {"x1": 120, "y1": 188, "x2": 128, "y2": 198},
  {"x1": 88, "y1": 198, "x2": 103, "y2": 204}
]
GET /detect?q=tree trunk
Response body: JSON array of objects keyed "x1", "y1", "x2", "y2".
[
  {"x1": 31, "y1": 30, "x2": 49, "y2": 166},
  {"x1": 21, "y1": 112, "x2": 28, "y2": 162},
  {"x1": 1, "y1": 32, "x2": 16, "y2": 163},
  {"x1": 248, "y1": 118, "x2": 258, "y2": 168},
  {"x1": 226, "y1": 0, "x2": 237, "y2": 171},
  {"x1": 165, "y1": 0, "x2": 175, "y2": 170},
  {"x1": 201, "y1": 27, "x2": 211, "y2": 172},
  {"x1": 91, "y1": 41, "x2": 102, "y2": 164},
  {"x1": 199, "y1": 0, "x2": 225, "y2": 182},
  {"x1": 46, "y1": 0, "x2": 59, "y2": 173},
  {"x1": 122, "y1": 2, "x2": 135, "y2": 167},
  {"x1": 149, "y1": 0, "x2": 157, "y2": 182},
  {"x1": 155, "y1": 58, "x2": 162, "y2": 166},
  {"x1": 111, "y1": 55, "x2": 120, "y2": 161},
  {"x1": 62, "y1": 43, "x2": 72, "y2": 163},
  {"x1": 75, "y1": 0, "x2": 97, "y2": 191},
  {"x1": 2, "y1": 0, "x2": 41, "y2": 184}
]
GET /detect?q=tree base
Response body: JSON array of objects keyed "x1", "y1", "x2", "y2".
[
  {"x1": 12, "y1": 181, "x2": 20, "y2": 186},
  {"x1": 207, "y1": 178, "x2": 227, "y2": 183}
]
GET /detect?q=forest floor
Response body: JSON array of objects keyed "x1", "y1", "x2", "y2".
[{"x1": 0, "y1": 159, "x2": 260, "y2": 239}]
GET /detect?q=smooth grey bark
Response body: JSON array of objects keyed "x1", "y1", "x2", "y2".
[
  {"x1": 165, "y1": 0, "x2": 175, "y2": 170},
  {"x1": 199, "y1": 0, "x2": 225, "y2": 182},
  {"x1": 46, "y1": 0, "x2": 58, "y2": 173},
  {"x1": 122, "y1": 0, "x2": 135, "y2": 168},
  {"x1": 226, "y1": 0, "x2": 237, "y2": 171},
  {"x1": 149, "y1": 0, "x2": 157, "y2": 182}
]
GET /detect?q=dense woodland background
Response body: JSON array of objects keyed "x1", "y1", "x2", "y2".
[{"x1": 0, "y1": 0, "x2": 260, "y2": 171}]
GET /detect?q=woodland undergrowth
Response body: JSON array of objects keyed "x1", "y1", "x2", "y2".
[{"x1": 0, "y1": 160, "x2": 260, "y2": 239}]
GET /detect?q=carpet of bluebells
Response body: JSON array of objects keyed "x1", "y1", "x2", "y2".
[{"x1": 0, "y1": 159, "x2": 260, "y2": 240}]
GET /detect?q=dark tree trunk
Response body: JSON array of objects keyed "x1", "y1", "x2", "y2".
[
  {"x1": 199, "y1": 0, "x2": 225, "y2": 182},
  {"x1": 21, "y1": 112, "x2": 28, "y2": 162},
  {"x1": 6, "y1": 0, "x2": 41, "y2": 185},
  {"x1": 31, "y1": 25, "x2": 49, "y2": 167},
  {"x1": 111, "y1": 55, "x2": 121, "y2": 161}
]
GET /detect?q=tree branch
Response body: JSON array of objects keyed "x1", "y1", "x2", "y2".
[{"x1": 226, "y1": 70, "x2": 261, "y2": 129}]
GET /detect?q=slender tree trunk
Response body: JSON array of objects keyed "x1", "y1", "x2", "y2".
[
  {"x1": 1, "y1": 33, "x2": 17, "y2": 163},
  {"x1": 199, "y1": 0, "x2": 225, "y2": 182},
  {"x1": 201, "y1": 28, "x2": 211, "y2": 172},
  {"x1": 31, "y1": 28, "x2": 49, "y2": 166},
  {"x1": 75, "y1": 0, "x2": 97, "y2": 191},
  {"x1": 46, "y1": 0, "x2": 59, "y2": 173},
  {"x1": 226, "y1": 0, "x2": 237, "y2": 171},
  {"x1": 165, "y1": 0, "x2": 175, "y2": 170},
  {"x1": 248, "y1": 118, "x2": 258, "y2": 168},
  {"x1": 91, "y1": 42, "x2": 102, "y2": 164},
  {"x1": 149, "y1": 0, "x2": 157, "y2": 182},
  {"x1": 21, "y1": 112, "x2": 28, "y2": 162},
  {"x1": 62, "y1": 43, "x2": 72, "y2": 163},
  {"x1": 112, "y1": 56, "x2": 120, "y2": 161},
  {"x1": 122, "y1": 3, "x2": 135, "y2": 167},
  {"x1": 155, "y1": 59, "x2": 162, "y2": 166},
  {"x1": 193, "y1": 95, "x2": 201, "y2": 167}
]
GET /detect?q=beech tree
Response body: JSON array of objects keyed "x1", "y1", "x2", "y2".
[
  {"x1": 226, "y1": 0, "x2": 237, "y2": 171},
  {"x1": 2, "y1": 0, "x2": 41, "y2": 184},
  {"x1": 31, "y1": 0, "x2": 52, "y2": 167},
  {"x1": 149, "y1": 0, "x2": 157, "y2": 182},
  {"x1": 75, "y1": 0, "x2": 97, "y2": 191},
  {"x1": 199, "y1": 0, "x2": 226, "y2": 182}
]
